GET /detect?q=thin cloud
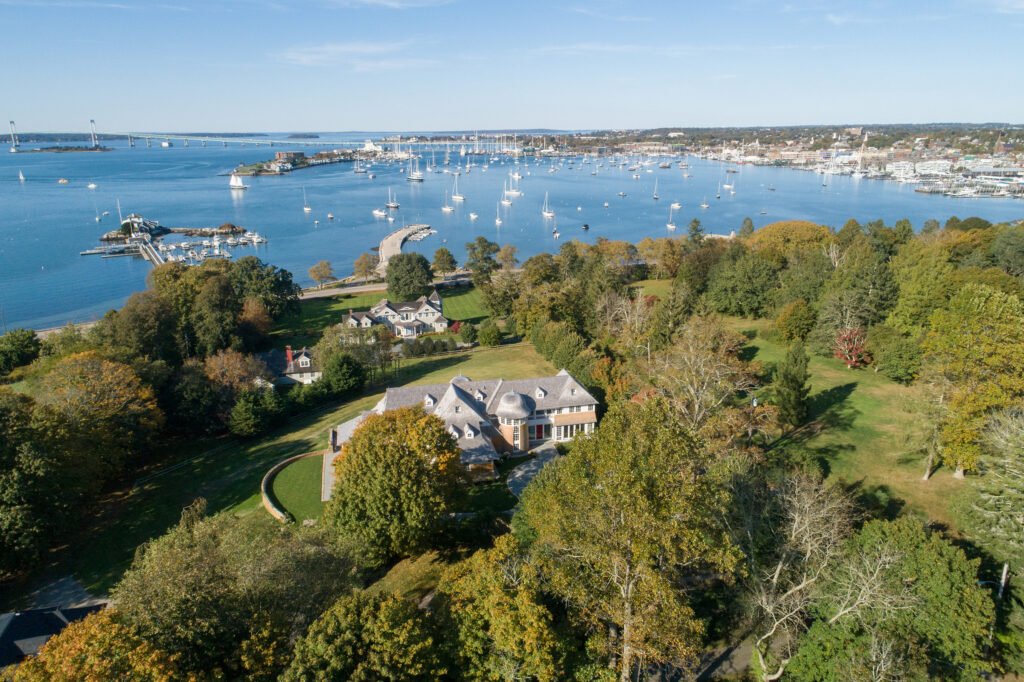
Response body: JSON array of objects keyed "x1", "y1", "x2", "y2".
[
  {"x1": 276, "y1": 40, "x2": 437, "y2": 70},
  {"x1": 323, "y1": 0, "x2": 452, "y2": 7},
  {"x1": 535, "y1": 42, "x2": 812, "y2": 57},
  {"x1": 972, "y1": 0, "x2": 1024, "y2": 11},
  {"x1": 569, "y1": 5, "x2": 651, "y2": 22}
]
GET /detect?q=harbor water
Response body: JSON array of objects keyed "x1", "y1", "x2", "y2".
[{"x1": 1, "y1": 136, "x2": 1021, "y2": 331}]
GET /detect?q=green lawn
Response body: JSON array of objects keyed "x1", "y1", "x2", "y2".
[
  {"x1": 365, "y1": 551, "x2": 451, "y2": 602},
  {"x1": 631, "y1": 278, "x2": 673, "y2": 299},
  {"x1": 441, "y1": 286, "x2": 488, "y2": 323},
  {"x1": 725, "y1": 317, "x2": 965, "y2": 528},
  {"x1": 271, "y1": 453, "x2": 325, "y2": 522},
  {"x1": 6, "y1": 343, "x2": 555, "y2": 603},
  {"x1": 272, "y1": 290, "x2": 387, "y2": 348}
]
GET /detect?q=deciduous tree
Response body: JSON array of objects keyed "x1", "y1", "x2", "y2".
[
  {"x1": 431, "y1": 246, "x2": 457, "y2": 278},
  {"x1": 353, "y1": 252, "x2": 380, "y2": 283},
  {"x1": 386, "y1": 253, "x2": 433, "y2": 302},
  {"x1": 308, "y1": 260, "x2": 334, "y2": 289}
]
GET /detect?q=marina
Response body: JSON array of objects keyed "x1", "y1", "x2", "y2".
[{"x1": 1, "y1": 136, "x2": 1022, "y2": 331}]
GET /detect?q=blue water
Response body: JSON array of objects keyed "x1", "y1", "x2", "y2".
[{"x1": 1, "y1": 137, "x2": 1021, "y2": 331}]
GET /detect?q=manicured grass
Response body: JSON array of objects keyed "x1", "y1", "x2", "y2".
[
  {"x1": 725, "y1": 317, "x2": 964, "y2": 529},
  {"x1": 441, "y1": 286, "x2": 488, "y2": 324},
  {"x1": 12, "y1": 344, "x2": 554, "y2": 602},
  {"x1": 460, "y1": 480, "x2": 518, "y2": 514},
  {"x1": 271, "y1": 290, "x2": 387, "y2": 348},
  {"x1": 271, "y1": 453, "x2": 325, "y2": 522},
  {"x1": 631, "y1": 278, "x2": 673, "y2": 299}
]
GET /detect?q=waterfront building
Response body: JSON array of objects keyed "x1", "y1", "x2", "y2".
[
  {"x1": 260, "y1": 345, "x2": 321, "y2": 385},
  {"x1": 342, "y1": 290, "x2": 448, "y2": 339}
]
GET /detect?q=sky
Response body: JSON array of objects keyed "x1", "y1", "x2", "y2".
[{"x1": 3, "y1": 0, "x2": 1023, "y2": 133}]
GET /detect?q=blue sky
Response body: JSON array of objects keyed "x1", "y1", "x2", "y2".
[{"x1": 4, "y1": 0, "x2": 1023, "y2": 132}]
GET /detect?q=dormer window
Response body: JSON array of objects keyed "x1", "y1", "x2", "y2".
[
  {"x1": 455, "y1": 405, "x2": 461, "y2": 414},
  {"x1": 424, "y1": 394, "x2": 435, "y2": 407},
  {"x1": 570, "y1": 388, "x2": 577, "y2": 396},
  {"x1": 450, "y1": 426, "x2": 460, "y2": 439},
  {"x1": 475, "y1": 390, "x2": 485, "y2": 401},
  {"x1": 299, "y1": 357, "x2": 311, "y2": 368},
  {"x1": 535, "y1": 387, "x2": 546, "y2": 399},
  {"x1": 465, "y1": 426, "x2": 475, "y2": 439}
]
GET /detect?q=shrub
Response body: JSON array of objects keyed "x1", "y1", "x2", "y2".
[{"x1": 477, "y1": 321, "x2": 502, "y2": 346}]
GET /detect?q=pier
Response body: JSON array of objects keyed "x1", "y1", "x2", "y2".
[{"x1": 375, "y1": 224, "x2": 433, "y2": 276}]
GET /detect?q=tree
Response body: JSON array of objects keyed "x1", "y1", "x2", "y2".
[
  {"x1": 34, "y1": 352, "x2": 163, "y2": 485},
  {"x1": 774, "y1": 299, "x2": 816, "y2": 342},
  {"x1": 739, "y1": 216, "x2": 755, "y2": 238},
  {"x1": 497, "y1": 243, "x2": 519, "y2": 270},
  {"x1": 14, "y1": 609, "x2": 183, "y2": 682},
  {"x1": 964, "y1": 408, "x2": 1024, "y2": 569},
  {"x1": 204, "y1": 348, "x2": 269, "y2": 393},
  {"x1": 169, "y1": 360, "x2": 221, "y2": 434},
  {"x1": 745, "y1": 472, "x2": 857, "y2": 681},
  {"x1": 92, "y1": 290, "x2": 179, "y2": 364},
  {"x1": 833, "y1": 326, "x2": 870, "y2": 369},
  {"x1": 227, "y1": 256, "x2": 300, "y2": 319},
  {"x1": 866, "y1": 323, "x2": 922, "y2": 384},
  {"x1": 191, "y1": 274, "x2": 241, "y2": 357},
  {"x1": 460, "y1": 322, "x2": 477, "y2": 344},
  {"x1": 436, "y1": 534, "x2": 564, "y2": 681},
  {"x1": 706, "y1": 249, "x2": 779, "y2": 318},
  {"x1": 324, "y1": 407, "x2": 463, "y2": 566},
  {"x1": 774, "y1": 341, "x2": 810, "y2": 428},
  {"x1": 785, "y1": 518, "x2": 993, "y2": 681},
  {"x1": 386, "y1": 252, "x2": 433, "y2": 301},
  {"x1": 687, "y1": 217, "x2": 704, "y2": 245},
  {"x1": 642, "y1": 317, "x2": 756, "y2": 431},
  {"x1": 237, "y1": 297, "x2": 273, "y2": 350},
  {"x1": 282, "y1": 592, "x2": 445, "y2": 682},
  {"x1": 229, "y1": 386, "x2": 284, "y2": 437},
  {"x1": 465, "y1": 236, "x2": 500, "y2": 286},
  {"x1": 353, "y1": 252, "x2": 380, "y2": 283},
  {"x1": 0, "y1": 328, "x2": 41, "y2": 375},
  {"x1": 518, "y1": 399, "x2": 739, "y2": 681},
  {"x1": 431, "y1": 247, "x2": 457, "y2": 278},
  {"x1": 319, "y1": 352, "x2": 367, "y2": 398},
  {"x1": 308, "y1": 260, "x2": 334, "y2": 289},
  {"x1": 923, "y1": 284, "x2": 1024, "y2": 476},
  {"x1": 522, "y1": 252, "x2": 560, "y2": 286},
  {"x1": 113, "y1": 504, "x2": 354, "y2": 676},
  {"x1": 887, "y1": 236, "x2": 956, "y2": 336},
  {"x1": 477, "y1": 320, "x2": 502, "y2": 346},
  {"x1": 747, "y1": 220, "x2": 831, "y2": 264}
]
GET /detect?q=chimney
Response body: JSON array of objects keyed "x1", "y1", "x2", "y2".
[{"x1": 285, "y1": 345, "x2": 293, "y2": 365}]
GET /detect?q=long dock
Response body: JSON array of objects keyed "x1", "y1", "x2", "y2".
[{"x1": 375, "y1": 224, "x2": 432, "y2": 275}]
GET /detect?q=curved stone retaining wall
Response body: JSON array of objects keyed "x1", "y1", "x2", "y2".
[{"x1": 261, "y1": 450, "x2": 323, "y2": 524}]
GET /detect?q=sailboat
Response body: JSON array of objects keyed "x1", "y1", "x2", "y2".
[
  {"x1": 18, "y1": 169, "x2": 25, "y2": 183},
  {"x1": 670, "y1": 200, "x2": 681, "y2": 210},
  {"x1": 652, "y1": 179, "x2": 659, "y2": 200},
  {"x1": 715, "y1": 181, "x2": 721, "y2": 199},
  {"x1": 495, "y1": 202, "x2": 502, "y2": 227},
  {"x1": 666, "y1": 205, "x2": 676, "y2": 231},
  {"x1": 229, "y1": 173, "x2": 248, "y2": 191},
  {"x1": 406, "y1": 156, "x2": 424, "y2": 182},
  {"x1": 302, "y1": 188, "x2": 311, "y2": 213},
  {"x1": 541, "y1": 192, "x2": 555, "y2": 219},
  {"x1": 451, "y1": 176, "x2": 465, "y2": 203},
  {"x1": 441, "y1": 189, "x2": 454, "y2": 213},
  {"x1": 700, "y1": 196, "x2": 710, "y2": 209},
  {"x1": 354, "y1": 158, "x2": 367, "y2": 174},
  {"x1": 386, "y1": 187, "x2": 400, "y2": 209}
]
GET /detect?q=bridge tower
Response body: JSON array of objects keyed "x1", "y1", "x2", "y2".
[
  {"x1": 8, "y1": 120, "x2": 19, "y2": 152},
  {"x1": 89, "y1": 119, "x2": 99, "y2": 148},
  {"x1": 128, "y1": 134, "x2": 135, "y2": 148}
]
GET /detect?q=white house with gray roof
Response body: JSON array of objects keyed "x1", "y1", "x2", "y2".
[
  {"x1": 341, "y1": 290, "x2": 448, "y2": 339},
  {"x1": 322, "y1": 370, "x2": 598, "y2": 499}
]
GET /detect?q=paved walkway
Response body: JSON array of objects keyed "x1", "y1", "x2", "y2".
[
  {"x1": 506, "y1": 442, "x2": 559, "y2": 498},
  {"x1": 321, "y1": 414, "x2": 369, "y2": 501}
]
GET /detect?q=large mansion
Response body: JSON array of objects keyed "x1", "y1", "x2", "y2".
[
  {"x1": 323, "y1": 370, "x2": 598, "y2": 499},
  {"x1": 342, "y1": 290, "x2": 448, "y2": 339}
]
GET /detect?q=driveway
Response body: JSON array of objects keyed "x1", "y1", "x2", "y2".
[{"x1": 506, "y1": 442, "x2": 559, "y2": 498}]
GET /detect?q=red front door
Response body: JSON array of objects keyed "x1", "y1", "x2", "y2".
[{"x1": 535, "y1": 424, "x2": 543, "y2": 441}]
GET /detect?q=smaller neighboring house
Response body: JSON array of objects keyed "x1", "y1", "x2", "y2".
[
  {"x1": 342, "y1": 290, "x2": 448, "y2": 339},
  {"x1": 259, "y1": 345, "x2": 321, "y2": 385},
  {"x1": 0, "y1": 604, "x2": 105, "y2": 667}
]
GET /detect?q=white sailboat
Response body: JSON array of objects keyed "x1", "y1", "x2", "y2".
[
  {"x1": 469, "y1": 212, "x2": 478, "y2": 221},
  {"x1": 716, "y1": 181, "x2": 721, "y2": 199},
  {"x1": 229, "y1": 173, "x2": 248, "y2": 191},
  {"x1": 670, "y1": 201, "x2": 681, "y2": 210},
  {"x1": 700, "y1": 196, "x2": 710, "y2": 209},
  {"x1": 372, "y1": 208, "x2": 387, "y2": 218},
  {"x1": 652, "y1": 178, "x2": 659, "y2": 200},
  {"x1": 666, "y1": 205, "x2": 676, "y2": 231},
  {"x1": 441, "y1": 189, "x2": 454, "y2": 213},
  {"x1": 541, "y1": 192, "x2": 555, "y2": 219},
  {"x1": 386, "y1": 187, "x2": 399, "y2": 209},
  {"x1": 18, "y1": 169, "x2": 25, "y2": 183},
  {"x1": 303, "y1": 188, "x2": 311, "y2": 213},
  {"x1": 451, "y1": 175, "x2": 465, "y2": 203},
  {"x1": 495, "y1": 202, "x2": 502, "y2": 227},
  {"x1": 406, "y1": 156, "x2": 424, "y2": 182}
]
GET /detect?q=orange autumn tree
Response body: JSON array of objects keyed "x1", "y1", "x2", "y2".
[{"x1": 15, "y1": 609, "x2": 185, "y2": 682}]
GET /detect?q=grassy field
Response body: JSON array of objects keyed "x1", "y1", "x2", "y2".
[
  {"x1": 631, "y1": 278, "x2": 674, "y2": 299},
  {"x1": 271, "y1": 453, "x2": 325, "y2": 522},
  {"x1": 6, "y1": 343, "x2": 555, "y2": 602},
  {"x1": 724, "y1": 316, "x2": 965, "y2": 528},
  {"x1": 272, "y1": 285, "x2": 488, "y2": 349},
  {"x1": 271, "y1": 344, "x2": 553, "y2": 522}
]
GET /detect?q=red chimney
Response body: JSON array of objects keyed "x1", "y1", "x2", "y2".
[{"x1": 285, "y1": 345, "x2": 293, "y2": 365}]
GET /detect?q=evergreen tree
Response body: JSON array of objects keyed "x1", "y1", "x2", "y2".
[
  {"x1": 688, "y1": 217, "x2": 704, "y2": 245},
  {"x1": 739, "y1": 216, "x2": 755, "y2": 238},
  {"x1": 774, "y1": 342, "x2": 811, "y2": 428}
]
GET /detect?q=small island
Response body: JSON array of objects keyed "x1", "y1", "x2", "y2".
[{"x1": 234, "y1": 149, "x2": 355, "y2": 175}]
